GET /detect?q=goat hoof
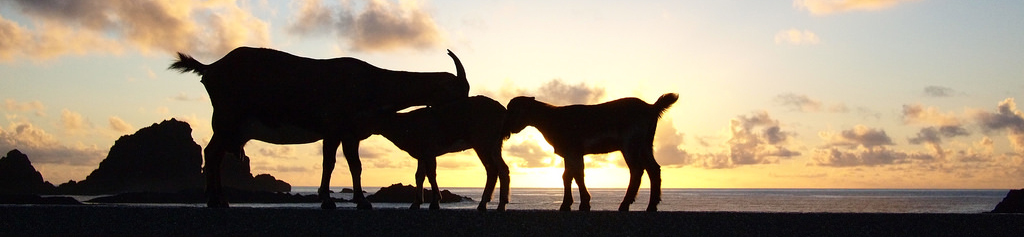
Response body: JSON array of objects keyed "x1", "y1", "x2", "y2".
[
  {"x1": 646, "y1": 205, "x2": 658, "y2": 212},
  {"x1": 559, "y1": 203, "x2": 572, "y2": 212},
  {"x1": 579, "y1": 203, "x2": 591, "y2": 212},
  {"x1": 430, "y1": 203, "x2": 441, "y2": 210},
  {"x1": 618, "y1": 204, "x2": 630, "y2": 212},
  {"x1": 497, "y1": 204, "x2": 507, "y2": 212},
  {"x1": 321, "y1": 201, "x2": 336, "y2": 209},
  {"x1": 410, "y1": 203, "x2": 421, "y2": 210},
  {"x1": 477, "y1": 203, "x2": 488, "y2": 212}
]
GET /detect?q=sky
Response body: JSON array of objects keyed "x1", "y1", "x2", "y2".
[{"x1": 1, "y1": 0, "x2": 1023, "y2": 189}]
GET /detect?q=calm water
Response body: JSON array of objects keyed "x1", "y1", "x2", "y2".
[{"x1": 210, "y1": 187, "x2": 1007, "y2": 213}]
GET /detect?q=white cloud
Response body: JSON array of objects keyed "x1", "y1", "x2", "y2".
[
  {"x1": 774, "y1": 29, "x2": 820, "y2": 45},
  {"x1": 287, "y1": 0, "x2": 444, "y2": 52},
  {"x1": 974, "y1": 98, "x2": 1024, "y2": 153},
  {"x1": 794, "y1": 0, "x2": 920, "y2": 15},
  {"x1": 59, "y1": 109, "x2": 91, "y2": 134},
  {"x1": 108, "y1": 116, "x2": 134, "y2": 134},
  {"x1": 0, "y1": 0, "x2": 270, "y2": 61},
  {"x1": 2, "y1": 98, "x2": 46, "y2": 116},
  {"x1": 0, "y1": 121, "x2": 104, "y2": 165}
]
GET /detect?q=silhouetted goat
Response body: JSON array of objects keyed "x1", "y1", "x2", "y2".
[
  {"x1": 372, "y1": 95, "x2": 510, "y2": 211},
  {"x1": 169, "y1": 47, "x2": 469, "y2": 209},
  {"x1": 505, "y1": 93, "x2": 678, "y2": 212}
]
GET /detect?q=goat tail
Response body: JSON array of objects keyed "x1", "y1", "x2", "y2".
[
  {"x1": 652, "y1": 93, "x2": 679, "y2": 116},
  {"x1": 168, "y1": 52, "x2": 208, "y2": 76}
]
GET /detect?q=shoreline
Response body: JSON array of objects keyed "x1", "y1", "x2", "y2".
[{"x1": 2, "y1": 205, "x2": 1022, "y2": 236}]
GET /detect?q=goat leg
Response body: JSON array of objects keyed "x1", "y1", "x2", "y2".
[
  {"x1": 646, "y1": 165, "x2": 662, "y2": 212},
  {"x1": 203, "y1": 136, "x2": 230, "y2": 208},
  {"x1": 411, "y1": 158, "x2": 427, "y2": 210},
  {"x1": 319, "y1": 139, "x2": 342, "y2": 209},
  {"x1": 426, "y1": 158, "x2": 441, "y2": 210},
  {"x1": 559, "y1": 168, "x2": 574, "y2": 211},
  {"x1": 342, "y1": 140, "x2": 373, "y2": 210}
]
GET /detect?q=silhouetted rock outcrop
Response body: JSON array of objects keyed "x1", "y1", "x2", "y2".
[
  {"x1": 221, "y1": 155, "x2": 291, "y2": 193},
  {"x1": 0, "y1": 194, "x2": 81, "y2": 205},
  {"x1": 0, "y1": 150, "x2": 55, "y2": 194},
  {"x1": 56, "y1": 119, "x2": 290, "y2": 194},
  {"x1": 366, "y1": 183, "x2": 472, "y2": 203},
  {"x1": 87, "y1": 188, "x2": 338, "y2": 204},
  {"x1": 990, "y1": 189, "x2": 1024, "y2": 213},
  {"x1": 57, "y1": 119, "x2": 203, "y2": 194}
]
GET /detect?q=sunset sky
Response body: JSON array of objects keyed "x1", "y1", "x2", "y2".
[{"x1": 2, "y1": 0, "x2": 1023, "y2": 189}]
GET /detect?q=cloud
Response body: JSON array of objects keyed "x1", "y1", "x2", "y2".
[
  {"x1": 774, "y1": 29, "x2": 820, "y2": 45},
  {"x1": 59, "y1": 109, "x2": 91, "y2": 134},
  {"x1": 908, "y1": 126, "x2": 969, "y2": 145},
  {"x1": 794, "y1": 0, "x2": 920, "y2": 15},
  {"x1": 108, "y1": 116, "x2": 134, "y2": 133},
  {"x1": 654, "y1": 118, "x2": 692, "y2": 167},
  {"x1": 504, "y1": 140, "x2": 555, "y2": 168},
  {"x1": 810, "y1": 146, "x2": 934, "y2": 167},
  {"x1": 775, "y1": 93, "x2": 847, "y2": 113},
  {"x1": 2, "y1": 99, "x2": 46, "y2": 116},
  {"x1": 811, "y1": 125, "x2": 941, "y2": 167},
  {"x1": 287, "y1": 0, "x2": 444, "y2": 52},
  {"x1": 258, "y1": 146, "x2": 296, "y2": 159},
  {"x1": 534, "y1": 79, "x2": 607, "y2": 105},
  {"x1": 821, "y1": 125, "x2": 894, "y2": 149},
  {"x1": 0, "y1": 0, "x2": 270, "y2": 61},
  {"x1": 169, "y1": 92, "x2": 206, "y2": 102},
  {"x1": 902, "y1": 104, "x2": 961, "y2": 126},
  {"x1": 0, "y1": 121, "x2": 104, "y2": 165},
  {"x1": 480, "y1": 79, "x2": 606, "y2": 106},
  {"x1": 973, "y1": 98, "x2": 1024, "y2": 153},
  {"x1": 727, "y1": 111, "x2": 800, "y2": 166},
  {"x1": 923, "y1": 86, "x2": 957, "y2": 97}
]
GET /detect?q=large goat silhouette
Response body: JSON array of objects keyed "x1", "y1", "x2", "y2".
[
  {"x1": 373, "y1": 95, "x2": 510, "y2": 211},
  {"x1": 505, "y1": 93, "x2": 678, "y2": 212},
  {"x1": 169, "y1": 47, "x2": 469, "y2": 209}
]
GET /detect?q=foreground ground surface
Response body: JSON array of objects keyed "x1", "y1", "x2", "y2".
[{"x1": 1, "y1": 205, "x2": 1022, "y2": 236}]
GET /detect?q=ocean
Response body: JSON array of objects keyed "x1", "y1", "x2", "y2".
[{"x1": 209, "y1": 187, "x2": 1007, "y2": 213}]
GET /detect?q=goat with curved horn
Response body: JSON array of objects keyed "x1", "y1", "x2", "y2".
[
  {"x1": 505, "y1": 93, "x2": 678, "y2": 212},
  {"x1": 169, "y1": 47, "x2": 469, "y2": 209}
]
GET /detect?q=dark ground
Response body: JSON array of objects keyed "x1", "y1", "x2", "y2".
[{"x1": 1, "y1": 205, "x2": 1022, "y2": 236}]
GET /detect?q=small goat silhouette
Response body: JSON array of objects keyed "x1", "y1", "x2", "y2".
[
  {"x1": 505, "y1": 93, "x2": 678, "y2": 212},
  {"x1": 372, "y1": 95, "x2": 511, "y2": 211},
  {"x1": 169, "y1": 47, "x2": 469, "y2": 209}
]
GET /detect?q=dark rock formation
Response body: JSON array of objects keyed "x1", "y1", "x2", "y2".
[
  {"x1": 990, "y1": 189, "x2": 1024, "y2": 213},
  {"x1": 0, "y1": 149, "x2": 55, "y2": 194},
  {"x1": 221, "y1": 154, "x2": 291, "y2": 193},
  {"x1": 366, "y1": 183, "x2": 472, "y2": 203},
  {"x1": 87, "y1": 188, "x2": 341, "y2": 204},
  {"x1": 341, "y1": 188, "x2": 366, "y2": 193},
  {"x1": 0, "y1": 194, "x2": 81, "y2": 205},
  {"x1": 57, "y1": 119, "x2": 204, "y2": 194},
  {"x1": 56, "y1": 119, "x2": 290, "y2": 194}
]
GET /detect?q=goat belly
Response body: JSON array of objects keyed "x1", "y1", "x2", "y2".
[
  {"x1": 581, "y1": 134, "x2": 622, "y2": 155},
  {"x1": 242, "y1": 120, "x2": 322, "y2": 144}
]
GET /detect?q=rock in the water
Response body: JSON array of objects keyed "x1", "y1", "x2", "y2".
[
  {"x1": 366, "y1": 183, "x2": 472, "y2": 203},
  {"x1": 991, "y1": 189, "x2": 1024, "y2": 213},
  {"x1": 340, "y1": 188, "x2": 365, "y2": 193},
  {"x1": 0, "y1": 150, "x2": 55, "y2": 194},
  {"x1": 57, "y1": 119, "x2": 203, "y2": 194},
  {"x1": 0, "y1": 193, "x2": 81, "y2": 205},
  {"x1": 55, "y1": 119, "x2": 291, "y2": 194},
  {"x1": 86, "y1": 188, "x2": 342, "y2": 204}
]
